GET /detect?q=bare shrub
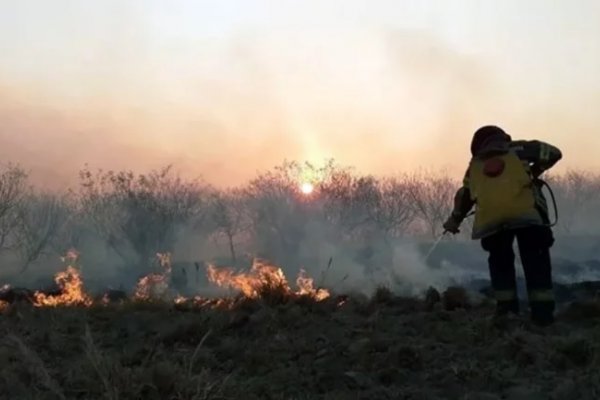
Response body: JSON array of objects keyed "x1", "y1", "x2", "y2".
[
  {"x1": 407, "y1": 170, "x2": 458, "y2": 238},
  {"x1": 369, "y1": 176, "x2": 416, "y2": 238},
  {"x1": 210, "y1": 188, "x2": 251, "y2": 264},
  {"x1": 15, "y1": 192, "x2": 71, "y2": 271},
  {"x1": 319, "y1": 171, "x2": 416, "y2": 240},
  {"x1": 0, "y1": 163, "x2": 29, "y2": 251},
  {"x1": 243, "y1": 160, "x2": 324, "y2": 265},
  {"x1": 78, "y1": 165, "x2": 213, "y2": 272},
  {"x1": 318, "y1": 166, "x2": 368, "y2": 240},
  {"x1": 545, "y1": 170, "x2": 600, "y2": 235}
]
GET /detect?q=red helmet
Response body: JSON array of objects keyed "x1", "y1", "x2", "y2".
[{"x1": 470, "y1": 125, "x2": 511, "y2": 156}]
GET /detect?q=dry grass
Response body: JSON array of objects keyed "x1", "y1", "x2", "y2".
[{"x1": 1, "y1": 291, "x2": 600, "y2": 399}]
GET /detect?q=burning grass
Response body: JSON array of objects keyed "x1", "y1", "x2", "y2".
[
  {"x1": 3, "y1": 289, "x2": 600, "y2": 399},
  {"x1": 1, "y1": 252, "x2": 331, "y2": 310},
  {"x1": 206, "y1": 259, "x2": 330, "y2": 303},
  {"x1": 134, "y1": 253, "x2": 173, "y2": 301},
  {"x1": 3, "y1": 252, "x2": 600, "y2": 399},
  {"x1": 33, "y1": 266, "x2": 93, "y2": 307}
]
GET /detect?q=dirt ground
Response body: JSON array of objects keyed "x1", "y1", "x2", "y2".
[{"x1": 1, "y1": 290, "x2": 600, "y2": 400}]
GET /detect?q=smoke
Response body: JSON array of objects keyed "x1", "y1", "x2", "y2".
[
  {"x1": 3, "y1": 190, "x2": 600, "y2": 299},
  {"x1": 2, "y1": 155, "x2": 599, "y2": 299},
  {"x1": 315, "y1": 240, "x2": 483, "y2": 298},
  {"x1": 1, "y1": 5, "x2": 600, "y2": 295},
  {"x1": 1, "y1": 26, "x2": 598, "y2": 190}
]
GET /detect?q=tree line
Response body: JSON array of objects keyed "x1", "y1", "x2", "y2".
[{"x1": 0, "y1": 160, "x2": 597, "y2": 275}]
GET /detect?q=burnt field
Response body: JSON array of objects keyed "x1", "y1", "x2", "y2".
[{"x1": 3, "y1": 275, "x2": 600, "y2": 400}]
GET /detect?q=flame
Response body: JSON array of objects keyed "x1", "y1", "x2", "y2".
[
  {"x1": 207, "y1": 260, "x2": 287, "y2": 298},
  {"x1": 3, "y1": 250, "x2": 332, "y2": 309},
  {"x1": 206, "y1": 259, "x2": 330, "y2": 301},
  {"x1": 134, "y1": 253, "x2": 173, "y2": 301},
  {"x1": 296, "y1": 269, "x2": 330, "y2": 301},
  {"x1": 33, "y1": 266, "x2": 93, "y2": 307}
]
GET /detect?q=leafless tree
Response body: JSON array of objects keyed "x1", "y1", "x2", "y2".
[
  {"x1": 407, "y1": 170, "x2": 458, "y2": 238},
  {"x1": 318, "y1": 169, "x2": 417, "y2": 240},
  {"x1": 239, "y1": 160, "x2": 350, "y2": 265},
  {"x1": 211, "y1": 188, "x2": 251, "y2": 263},
  {"x1": 369, "y1": 176, "x2": 417, "y2": 238},
  {"x1": 50, "y1": 200, "x2": 88, "y2": 255},
  {"x1": 545, "y1": 170, "x2": 600, "y2": 235},
  {"x1": 78, "y1": 165, "x2": 213, "y2": 272},
  {"x1": 15, "y1": 193, "x2": 70, "y2": 271},
  {"x1": 243, "y1": 161, "x2": 307, "y2": 263},
  {"x1": 0, "y1": 163, "x2": 29, "y2": 251},
  {"x1": 318, "y1": 170, "x2": 374, "y2": 240}
]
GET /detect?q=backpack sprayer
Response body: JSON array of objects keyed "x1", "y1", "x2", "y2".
[{"x1": 423, "y1": 178, "x2": 558, "y2": 263}]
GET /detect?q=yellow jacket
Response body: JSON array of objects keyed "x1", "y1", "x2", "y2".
[{"x1": 450, "y1": 140, "x2": 562, "y2": 239}]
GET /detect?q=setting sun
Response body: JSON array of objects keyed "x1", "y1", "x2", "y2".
[{"x1": 300, "y1": 182, "x2": 314, "y2": 195}]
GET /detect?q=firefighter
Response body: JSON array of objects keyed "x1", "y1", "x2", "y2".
[{"x1": 443, "y1": 125, "x2": 562, "y2": 326}]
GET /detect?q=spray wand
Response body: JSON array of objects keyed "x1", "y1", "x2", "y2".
[
  {"x1": 422, "y1": 232, "x2": 448, "y2": 264},
  {"x1": 423, "y1": 210, "x2": 476, "y2": 263}
]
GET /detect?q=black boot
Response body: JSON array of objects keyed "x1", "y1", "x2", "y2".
[
  {"x1": 495, "y1": 299, "x2": 520, "y2": 316},
  {"x1": 530, "y1": 302, "x2": 555, "y2": 326}
]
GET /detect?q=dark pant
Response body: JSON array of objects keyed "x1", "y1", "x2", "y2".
[{"x1": 481, "y1": 226, "x2": 555, "y2": 325}]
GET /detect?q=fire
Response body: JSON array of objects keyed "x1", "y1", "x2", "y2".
[
  {"x1": 134, "y1": 253, "x2": 173, "y2": 301},
  {"x1": 296, "y1": 269, "x2": 330, "y2": 301},
  {"x1": 207, "y1": 259, "x2": 330, "y2": 301},
  {"x1": 33, "y1": 266, "x2": 93, "y2": 307},
  {"x1": 207, "y1": 260, "x2": 287, "y2": 298},
  {"x1": 2, "y1": 249, "x2": 333, "y2": 309}
]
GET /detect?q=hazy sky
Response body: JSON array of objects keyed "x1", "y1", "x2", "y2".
[{"x1": 1, "y1": 0, "x2": 599, "y2": 188}]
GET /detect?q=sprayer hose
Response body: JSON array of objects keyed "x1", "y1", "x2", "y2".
[{"x1": 537, "y1": 178, "x2": 559, "y2": 227}]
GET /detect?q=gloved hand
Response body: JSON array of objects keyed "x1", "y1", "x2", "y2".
[{"x1": 443, "y1": 215, "x2": 461, "y2": 234}]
